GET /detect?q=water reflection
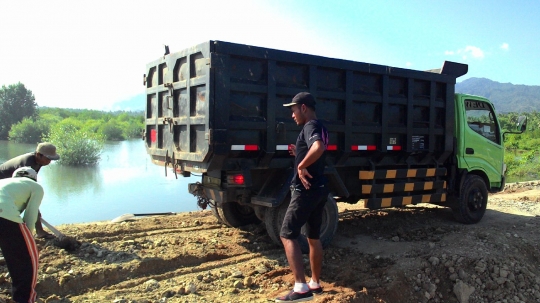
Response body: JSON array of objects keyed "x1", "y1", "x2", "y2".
[
  {"x1": 40, "y1": 165, "x2": 102, "y2": 197},
  {"x1": 0, "y1": 140, "x2": 199, "y2": 225}
]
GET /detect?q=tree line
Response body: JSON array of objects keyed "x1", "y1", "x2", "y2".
[{"x1": 1, "y1": 82, "x2": 143, "y2": 165}]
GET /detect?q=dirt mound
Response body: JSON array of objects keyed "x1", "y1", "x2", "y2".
[{"x1": 0, "y1": 183, "x2": 539, "y2": 303}]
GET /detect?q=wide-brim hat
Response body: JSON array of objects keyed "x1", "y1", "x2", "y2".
[{"x1": 36, "y1": 142, "x2": 60, "y2": 160}]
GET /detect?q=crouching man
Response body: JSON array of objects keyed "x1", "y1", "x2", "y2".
[{"x1": 0, "y1": 167, "x2": 43, "y2": 303}]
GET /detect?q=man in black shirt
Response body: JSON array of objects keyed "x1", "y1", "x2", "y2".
[
  {"x1": 0, "y1": 142, "x2": 60, "y2": 239},
  {"x1": 276, "y1": 92, "x2": 329, "y2": 302}
]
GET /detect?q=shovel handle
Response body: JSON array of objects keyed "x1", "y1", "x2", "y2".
[{"x1": 40, "y1": 218, "x2": 64, "y2": 238}]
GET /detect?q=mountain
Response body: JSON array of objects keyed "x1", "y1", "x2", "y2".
[
  {"x1": 456, "y1": 78, "x2": 540, "y2": 113},
  {"x1": 108, "y1": 78, "x2": 540, "y2": 114},
  {"x1": 108, "y1": 94, "x2": 145, "y2": 112}
]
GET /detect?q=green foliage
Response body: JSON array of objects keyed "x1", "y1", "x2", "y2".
[
  {"x1": 45, "y1": 122, "x2": 104, "y2": 166},
  {"x1": 38, "y1": 108, "x2": 144, "y2": 140},
  {"x1": 8, "y1": 117, "x2": 50, "y2": 143},
  {"x1": 100, "y1": 120, "x2": 125, "y2": 141},
  {"x1": 0, "y1": 83, "x2": 37, "y2": 139},
  {"x1": 123, "y1": 120, "x2": 143, "y2": 139}
]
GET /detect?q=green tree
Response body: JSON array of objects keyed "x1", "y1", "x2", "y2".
[
  {"x1": 123, "y1": 120, "x2": 143, "y2": 139},
  {"x1": 8, "y1": 117, "x2": 50, "y2": 143},
  {"x1": 0, "y1": 83, "x2": 37, "y2": 139},
  {"x1": 100, "y1": 120, "x2": 124, "y2": 140},
  {"x1": 46, "y1": 122, "x2": 104, "y2": 166}
]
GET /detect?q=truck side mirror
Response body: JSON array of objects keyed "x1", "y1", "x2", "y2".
[
  {"x1": 516, "y1": 116, "x2": 527, "y2": 133},
  {"x1": 503, "y1": 115, "x2": 527, "y2": 140}
]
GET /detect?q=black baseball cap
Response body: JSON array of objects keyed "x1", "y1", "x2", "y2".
[{"x1": 283, "y1": 92, "x2": 316, "y2": 109}]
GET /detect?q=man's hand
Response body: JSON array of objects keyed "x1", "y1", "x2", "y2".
[
  {"x1": 289, "y1": 144, "x2": 296, "y2": 156},
  {"x1": 298, "y1": 167, "x2": 312, "y2": 189}
]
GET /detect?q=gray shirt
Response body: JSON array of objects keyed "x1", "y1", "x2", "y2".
[{"x1": 0, "y1": 153, "x2": 41, "y2": 179}]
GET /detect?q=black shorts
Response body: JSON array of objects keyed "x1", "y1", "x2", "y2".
[{"x1": 280, "y1": 185, "x2": 329, "y2": 240}]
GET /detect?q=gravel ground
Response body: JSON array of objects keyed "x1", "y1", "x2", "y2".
[{"x1": 0, "y1": 181, "x2": 539, "y2": 303}]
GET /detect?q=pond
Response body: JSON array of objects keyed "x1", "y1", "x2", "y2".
[{"x1": 0, "y1": 140, "x2": 200, "y2": 225}]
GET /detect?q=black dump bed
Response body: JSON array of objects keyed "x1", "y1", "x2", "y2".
[{"x1": 144, "y1": 41, "x2": 467, "y2": 174}]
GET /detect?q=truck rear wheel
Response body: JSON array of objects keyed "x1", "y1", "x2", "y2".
[
  {"x1": 218, "y1": 202, "x2": 260, "y2": 227},
  {"x1": 452, "y1": 174, "x2": 488, "y2": 224},
  {"x1": 264, "y1": 194, "x2": 339, "y2": 254}
]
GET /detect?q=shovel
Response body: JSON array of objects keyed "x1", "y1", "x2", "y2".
[
  {"x1": 40, "y1": 218, "x2": 80, "y2": 251},
  {"x1": 40, "y1": 218, "x2": 66, "y2": 238},
  {"x1": 111, "y1": 212, "x2": 175, "y2": 223}
]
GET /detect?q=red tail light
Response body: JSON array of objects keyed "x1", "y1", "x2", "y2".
[
  {"x1": 227, "y1": 174, "x2": 245, "y2": 185},
  {"x1": 233, "y1": 174, "x2": 244, "y2": 185}
]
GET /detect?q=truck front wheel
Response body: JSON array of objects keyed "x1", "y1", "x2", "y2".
[
  {"x1": 452, "y1": 174, "x2": 488, "y2": 224},
  {"x1": 218, "y1": 202, "x2": 260, "y2": 227},
  {"x1": 264, "y1": 194, "x2": 339, "y2": 254}
]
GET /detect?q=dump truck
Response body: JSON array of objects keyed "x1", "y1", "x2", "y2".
[{"x1": 143, "y1": 40, "x2": 526, "y2": 251}]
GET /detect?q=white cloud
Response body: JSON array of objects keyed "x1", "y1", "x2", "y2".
[
  {"x1": 462, "y1": 46, "x2": 485, "y2": 59},
  {"x1": 500, "y1": 43, "x2": 509, "y2": 51},
  {"x1": 405, "y1": 62, "x2": 412, "y2": 67},
  {"x1": 444, "y1": 46, "x2": 484, "y2": 60}
]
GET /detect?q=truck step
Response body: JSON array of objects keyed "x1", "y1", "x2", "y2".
[
  {"x1": 364, "y1": 193, "x2": 447, "y2": 209},
  {"x1": 362, "y1": 180, "x2": 446, "y2": 194},
  {"x1": 359, "y1": 168, "x2": 447, "y2": 180}
]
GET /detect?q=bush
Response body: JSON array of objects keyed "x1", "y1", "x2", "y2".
[
  {"x1": 8, "y1": 117, "x2": 50, "y2": 143},
  {"x1": 46, "y1": 123, "x2": 104, "y2": 166},
  {"x1": 123, "y1": 121, "x2": 143, "y2": 139},
  {"x1": 100, "y1": 121, "x2": 124, "y2": 141}
]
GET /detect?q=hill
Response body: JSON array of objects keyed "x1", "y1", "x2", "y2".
[
  {"x1": 108, "y1": 78, "x2": 540, "y2": 114},
  {"x1": 456, "y1": 77, "x2": 540, "y2": 113},
  {"x1": 108, "y1": 94, "x2": 145, "y2": 112}
]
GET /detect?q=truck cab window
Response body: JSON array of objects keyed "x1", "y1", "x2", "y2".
[{"x1": 465, "y1": 100, "x2": 500, "y2": 144}]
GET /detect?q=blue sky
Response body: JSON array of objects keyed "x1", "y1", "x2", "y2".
[{"x1": 1, "y1": 0, "x2": 539, "y2": 110}]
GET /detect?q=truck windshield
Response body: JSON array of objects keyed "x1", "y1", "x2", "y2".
[{"x1": 465, "y1": 100, "x2": 500, "y2": 144}]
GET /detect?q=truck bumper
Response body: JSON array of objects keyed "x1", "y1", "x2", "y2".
[{"x1": 188, "y1": 183, "x2": 226, "y2": 204}]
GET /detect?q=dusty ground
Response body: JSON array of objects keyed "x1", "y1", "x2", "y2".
[{"x1": 1, "y1": 181, "x2": 540, "y2": 303}]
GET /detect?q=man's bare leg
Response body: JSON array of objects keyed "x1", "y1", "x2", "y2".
[
  {"x1": 307, "y1": 238, "x2": 323, "y2": 284},
  {"x1": 281, "y1": 237, "x2": 306, "y2": 283}
]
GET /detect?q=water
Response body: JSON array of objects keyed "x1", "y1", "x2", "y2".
[{"x1": 0, "y1": 140, "x2": 200, "y2": 225}]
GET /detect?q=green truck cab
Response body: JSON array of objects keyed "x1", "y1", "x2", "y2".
[{"x1": 452, "y1": 93, "x2": 526, "y2": 223}]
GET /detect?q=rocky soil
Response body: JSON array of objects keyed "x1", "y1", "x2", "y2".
[{"x1": 1, "y1": 181, "x2": 540, "y2": 303}]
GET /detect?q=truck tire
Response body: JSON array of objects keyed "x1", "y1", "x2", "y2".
[
  {"x1": 452, "y1": 174, "x2": 488, "y2": 224},
  {"x1": 218, "y1": 202, "x2": 260, "y2": 227},
  {"x1": 264, "y1": 194, "x2": 339, "y2": 254}
]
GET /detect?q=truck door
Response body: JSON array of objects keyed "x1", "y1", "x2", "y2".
[{"x1": 462, "y1": 98, "x2": 504, "y2": 186}]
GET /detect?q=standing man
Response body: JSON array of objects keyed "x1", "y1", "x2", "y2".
[
  {"x1": 276, "y1": 92, "x2": 329, "y2": 302},
  {"x1": 0, "y1": 142, "x2": 60, "y2": 239},
  {"x1": 0, "y1": 167, "x2": 43, "y2": 303}
]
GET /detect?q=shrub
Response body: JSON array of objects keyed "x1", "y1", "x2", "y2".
[
  {"x1": 100, "y1": 121, "x2": 124, "y2": 141},
  {"x1": 123, "y1": 121, "x2": 143, "y2": 139},
  {"x1": 8, "y1": 118, "x2": 50, "y2": 143},
  {"x1": 45, "y1": 123, "x2": 104, "y2": 166}
]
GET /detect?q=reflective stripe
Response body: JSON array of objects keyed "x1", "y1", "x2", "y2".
[
  {"x1": 231, "y1": 145, "x2": 259, "y2": 151},
  {"x1": 276, "y1": 145, "x2": 290, "y2": 151},
  {"x1": 352, "y1": 145, "x2": 377, "y2": 151},
  {"x1": 19, "y1": 224, "x2": 38, "y2": 303}
]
